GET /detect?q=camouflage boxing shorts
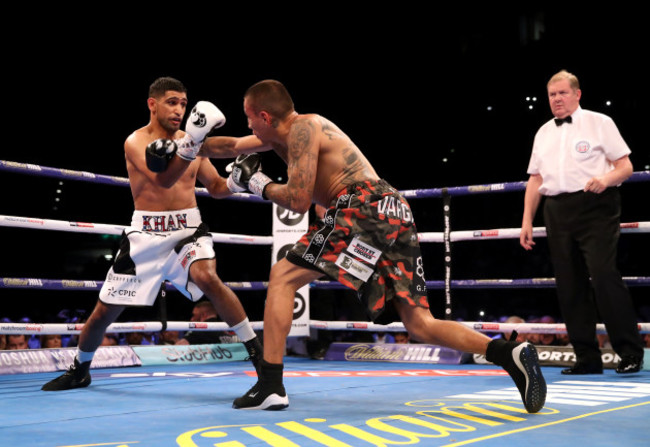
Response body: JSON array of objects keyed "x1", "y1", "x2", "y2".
[{"x1": 286, "y1": 179, "x2": 429, "y2": 321}]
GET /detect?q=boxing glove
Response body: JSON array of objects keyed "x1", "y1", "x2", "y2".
[
  {"x1": 145, "y1": 139, "x2": 177, "y2": 172},
  {"x1": 226, "y1": 153, "x2": 273, "y2": 198},
  {"x1": 176, "y1": 101, "x2": 226, "y2": 161}
]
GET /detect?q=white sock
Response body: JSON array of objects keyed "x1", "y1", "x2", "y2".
[
  {"x1": 77, "y1": 349, "x2": 95, "y2": 364},
  {"x1": 230, "y1": 318, "x2": 256, "y2": 342}
]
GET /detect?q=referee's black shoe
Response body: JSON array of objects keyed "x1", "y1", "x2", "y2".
[
  {"x1": 41, "y1": 358, "x2": 91, "y2": 391},
  {"x1": 561, "y1": 363, "x2": 603, "y2": 375},
  {"x1": 616, "y1": 356, "x2": 643, "y2": 374}
]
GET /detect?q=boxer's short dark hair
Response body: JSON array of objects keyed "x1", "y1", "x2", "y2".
[{"x1": 149, "y1": 77, "x2": 187, "y2": 99}]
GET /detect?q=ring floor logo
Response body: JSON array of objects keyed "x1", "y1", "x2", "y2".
[{"x1": 173, "y1": 382, "x2": 650, "y2": 446}]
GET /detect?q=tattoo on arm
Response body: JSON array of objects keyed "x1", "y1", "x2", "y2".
[{"x1": 282, "y1": 119, "x2": 317, "y2": 209}]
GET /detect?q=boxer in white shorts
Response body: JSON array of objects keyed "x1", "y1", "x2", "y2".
[{"x1": 42, "y1": 77, "x2": 262, "y2": 391}]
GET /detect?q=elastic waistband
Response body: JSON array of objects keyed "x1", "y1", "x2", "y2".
[
  {"x1": 336, "y1": 179, "x2": 391, "y2": 198},
  {"x1": 132, "y1": 208, "x2": 202, "y2": 232}
]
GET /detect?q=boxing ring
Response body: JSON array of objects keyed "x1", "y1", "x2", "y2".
[{"x1": 1, "y1": 159, "x2": 649, "y2": 447}]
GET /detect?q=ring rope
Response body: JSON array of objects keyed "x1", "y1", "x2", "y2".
[
  {"x1": 313, "y1": 277, "x2": 650, "y2": 289},
  {"x1": 2, "y1": 159, "x2": 647, "y2": 200},
  {"x1": 0, "y1": 214, "x2": 273, "y2": 245},
  {"x1": 0, "y1": 320, "x2": 264, "y2": 335},
  {"x1": 0, "y1": 160, "x2": 264, "y2": 203},
  {"x1": 309, "y1": 320, "x2": 650, "y2": 334},
  {"x1": 2, "y1": 320, "x2": 648, "y2": 335},
  {"x1": 399, "y1": 170, "x2": 650, "y2": 198},
  {"x1": 420, "y1": 222, "x2": 650, "y2": 243},
  {"x1": 0, "y1": 278, "x2": 269, "y2": 291},
  {"x1": 2, "y1": 214, "x2": 647, "y2": 245},
  {"x1": 2, "y1": 277, "x2": 648, "y2": 293}
]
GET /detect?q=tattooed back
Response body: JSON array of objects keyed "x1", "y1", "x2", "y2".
[{"x1": 272, "y1": 114, "x2": 380, "y2": 207}]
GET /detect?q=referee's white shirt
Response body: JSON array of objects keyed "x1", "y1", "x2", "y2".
[{"x1": 527, "y1": 107, "x2": 631, "y2": 196}]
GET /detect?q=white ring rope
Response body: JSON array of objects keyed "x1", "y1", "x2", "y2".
[
  {"x1": 0, "y1": 214, "x2": 273, "y2": 245},
  {"x1": 2, "y1": 214, "x2": 647, "y2": 245},
  {"x1": 310, "y1": 320, "x2": 650, "y2": 335},
  {"x1": 2, "y1": 320, "x2": 648, "y2": 335},
  {"x1": 0, "y1": 321, "x2": 264, "y2": 335},
  {"x1": 420, "y1": 223, "x2": 650, "y2": 243}
]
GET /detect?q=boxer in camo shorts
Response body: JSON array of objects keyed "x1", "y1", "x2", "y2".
[{"x1": 200, "y1": 79, "x2": 547, "y2": 414}]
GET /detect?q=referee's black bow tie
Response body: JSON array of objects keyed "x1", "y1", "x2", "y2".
[{"x1": 555, "y1": 116, "x2": 572, "y2": 126}]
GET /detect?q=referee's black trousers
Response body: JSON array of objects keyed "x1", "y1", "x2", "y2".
[{"x1": 543, "y1": 188, "x2": 643, "y2": 366}]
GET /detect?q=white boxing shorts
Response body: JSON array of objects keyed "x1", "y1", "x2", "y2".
[{"x1": 99, "y1": 208, "x2": 215, "y2": 306}]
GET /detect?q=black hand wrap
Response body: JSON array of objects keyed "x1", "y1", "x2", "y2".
[{"x1": 145, "y1": 139, "x2": 178, "y2": 172}]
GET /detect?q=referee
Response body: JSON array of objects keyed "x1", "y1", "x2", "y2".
[{"x1": 520, "y1": 69, "x2": 644, "y2": 375}]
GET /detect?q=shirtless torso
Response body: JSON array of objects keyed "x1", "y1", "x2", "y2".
[
  {"x1": 122, "y1": 88, "x2": 229, "y2": 213},
  {"x1": 270, "y1": 114, "x2": 379, "y2": 206},
  {"x1": 125, "y1": 125, "x2": 200, "y2": 211},
  {"x1": 125, "y1": 128, "x2": 229, "y2": 213}
]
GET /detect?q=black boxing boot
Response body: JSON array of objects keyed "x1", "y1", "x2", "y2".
[
  {"x1": 41, "y1": 357, "x2": 91, "y2": 391},
  {"x1": 486, "y1": 331, "x2": 547, "y2": 413},
  {"x1": 233, "y1": 359, "x2": 289, "y2": 410}
]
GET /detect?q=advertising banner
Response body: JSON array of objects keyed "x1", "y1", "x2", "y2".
[
  {"x1": 0, "y1": 345, "x2": 141, "y2": 375},
  {"x1": 272, "y1": 204, "x2": 310, "y2": 336},
  {"x1": 324, "y1": 342, "x2": 467, "y2": 364},
  {"x1": 132, "y1": 343, "x2": 248, "y2": 366}
]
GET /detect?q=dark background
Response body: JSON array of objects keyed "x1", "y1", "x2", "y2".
[{"x1": 1, "y1": 7, "x2": 648, "y2": 327}]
